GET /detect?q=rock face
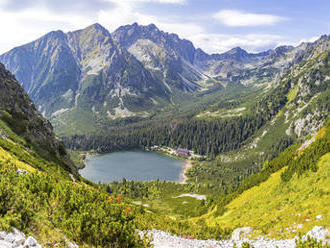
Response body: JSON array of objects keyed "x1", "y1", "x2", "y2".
[
  {"x1": 112, "y1": 23, "x2": 205, "y2": 92},
  {"x1": 0, "y1": 63, "x2": 76, "y2": 173},
  {"x1": 112, "y1": 23, "x2": 310, "y2": 88}
]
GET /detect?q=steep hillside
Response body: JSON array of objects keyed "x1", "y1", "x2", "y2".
[
  {"x1": 0, "y1": 63, "x2": 76, "y2": 174},
  {"x1": 0, "y1": 62, "x2": 148, "y2": 247},
  {"x1": 200, "y1": 122, "x2": 330, "y2": 239}
]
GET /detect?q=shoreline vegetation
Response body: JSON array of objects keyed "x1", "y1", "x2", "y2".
[
  {"x1": 74, "y1": 146, "x2": 198, "y2": 183},
  {"x1": 68, "y1": 149, "x2": 98, "y2": 170}
]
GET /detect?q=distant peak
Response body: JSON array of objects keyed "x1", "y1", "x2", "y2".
[
  {"x1": 230, "y1": 47, "x2": 246, "y2": 53},
  {"x1": 80, "y1": 23, "x2": 111, "y2": 37},
  {"x1": 87, "y1": 23, "x2": 107, "y2": 31},
  {"x1": 147, "y1": 23, "x2": 158, "y2": 30},
  {"x1": 43, "y1": 30, "x2": 65, "y2": 40}
]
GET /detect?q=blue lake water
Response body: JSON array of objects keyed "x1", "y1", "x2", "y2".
[{"x1": 79, "y1": 150, "x2": 184, "y2": 183}]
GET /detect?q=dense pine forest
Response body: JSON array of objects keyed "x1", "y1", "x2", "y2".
[{"x1": 63, "y1": 85, "x2": 288, "y2": 157}]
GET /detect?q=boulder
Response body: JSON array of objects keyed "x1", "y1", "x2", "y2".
[
  {"x1": 302, "y1": 226, "x2": 329, "y2": 242},
  {"x1": 25, "y1": 236, "x2": 38, "y2": 247},
  {"x1": 0, "y1": 240, "x2": 12, "y2": 248},
  {"x1": 67, "y1": 241, "x2": 79, "y2": 248},
  {"x1": 231, "y1": 227, "x2": 253, "y2": 240}
]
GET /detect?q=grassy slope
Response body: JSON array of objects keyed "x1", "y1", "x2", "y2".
[
  {"x1": 0, "y1": 115, "x2": 147, "y2": 247},
  {"x1": 0, "y1": 146, "x2": 36, "y2": 173},
  {"x1": 204, "y1": 152, "x2": 329, "y2": 239}
]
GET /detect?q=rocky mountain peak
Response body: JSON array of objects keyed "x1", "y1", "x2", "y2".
[
  {"x1": 81, "y1": 23, "x2": 110, "y2": 36},
  {"x1": 228, "y1": 46, "x2": 247, "y2": 54},
  {"x1": 146, "y1": 23, "x2": 158, "y2": 30},
  {"x1": 274, "y1": 45, "x2": 294, "y2": 55},
  {"x1": 43, "y1": 30, "x2": 66, "y2": 41},
  {"x1": 224, "y1": 47, "x2": 249, "y2": 59}
]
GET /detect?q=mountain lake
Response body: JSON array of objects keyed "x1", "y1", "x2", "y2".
[{"x1": 80, "y1": 150, "x2": 184, "y2": 183}]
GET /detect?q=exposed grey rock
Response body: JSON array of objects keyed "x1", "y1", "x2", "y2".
[
  {"x1": 302, "y1": 226, "x2": 329, "y2": 242},
  {"x1": 0, "y1": 228, "x2": 43, "y2": 248},
  {"x1": 231, "y1": 227, "x2": 253, "y2": 240},
  {"x1": 0, "y1": 240, "x2": 12, "y2": 248},
  {"x1": 316, "y1": 215, "x2": 323, "y2": 220},
  {"x1": 24, "y1": 236, "x2": 38, "y2": 247},
  {"x1": 66, "y1": 241, "x2": 79, "y2": 248},
  {"x1": 17, "y1": 168, "x2": 28, "y2": 176}
]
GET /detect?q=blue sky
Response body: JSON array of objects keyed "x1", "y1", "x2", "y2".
[{"x1": 0, "y1": 0, "x2": 329, "y2": 54}]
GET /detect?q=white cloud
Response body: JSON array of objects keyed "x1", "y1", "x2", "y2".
[
  {"x1": 0, "y1": 7, "x2": 97, "y2": 54},
  {"x1": 0, "y1": 0, "x2": 196, "y2": 54},
  {"x1": 299, "y1": 36, "x2": 319, "y2": 43},
  {"x1": 213, "y1": 10, "x2": 287, "y2": 27},
  {"x1": 98, "y1": 1, "x2": 200, "y2": 37},
  {"x1": 188, "y1": 33, "x2": 286, "y2": 54},
  {"x1": 0, "y1": 1, "x2": 298, "y2": 56}
]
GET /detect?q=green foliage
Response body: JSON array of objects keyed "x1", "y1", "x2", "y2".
[
  {"x1": 67, "y1": 149, "x2": 86, "y2": 169},
  {"x1": 64, "y1": 108, "x2": 272, "y2": 157},
  {"x1": 135, "y1": 211, "x2": 232, "y2": 240},
  {"x1": 241, "y1": 242, "x2": 255, "y2": 248},
  {"x1": 0, "y1": 163, "x2": 147, "y2": 247},
  {"x1": 281, "y1": 120, "x2": 330, "y2": 181},
  {"x1": 295, "y1": 236, "x2": 330, "y2": 248}
]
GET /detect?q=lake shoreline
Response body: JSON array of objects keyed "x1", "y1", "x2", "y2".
[
  {"x1": 178, "y1": 160, "x2": 192, "y2": 184},
  {"x1": 79, "y1": 150, "x2": 186, "y2": 183},
  {"x1": 80, "y1": 151, "x2": 99, "y2": 170},
  {"x1": 79, "y1": 148, "x2": 193, "y2": 184}
]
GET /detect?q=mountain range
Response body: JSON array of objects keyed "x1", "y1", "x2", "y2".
[{"x1": 0, "y1": 23, "x2": 329, "y2": 135}]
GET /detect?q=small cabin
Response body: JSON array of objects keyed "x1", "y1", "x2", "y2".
[{"x1": 176, "y1": 148, "x2": 190, "y2": 157}]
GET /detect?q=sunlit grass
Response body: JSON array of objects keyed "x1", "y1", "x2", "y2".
[
  {"x1": 0, "y1": 146, "x2": 36, "y2": 173},
  {"x1": 203, "y1": 153, "x2": 330, "y2": 239}
]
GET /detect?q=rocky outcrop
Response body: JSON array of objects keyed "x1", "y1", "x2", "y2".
[
  {"x1": 0, "y1": 228, "x2": 81, "y2": 248},
  {"x1": 112, "y1": 23, "x2": 205, "y2": 92},
  {"x1": 231, "y1": 227, "x2": 253, "y2": 240},
  {"x1": 302, "y1": 226, "x2": 329, "y2": 243},
  {"x1": 0, "y1": 63, "x2": 76, "y2": 174},
  {"x1": 0, "y1": 228, "x2": 41, "y2": 248}
]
